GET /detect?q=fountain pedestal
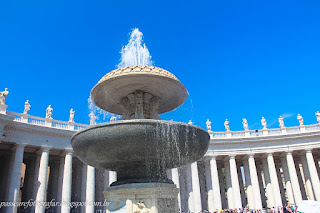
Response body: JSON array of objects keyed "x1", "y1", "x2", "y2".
[{"x1": 104, "y1": 183, "x2": 179, "y2": 213}]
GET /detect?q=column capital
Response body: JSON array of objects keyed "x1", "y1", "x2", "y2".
[
  {"x1": 16, "y1": 143, "x2": 27, "y2": 148},
  {"x1": 305, "y1": 148, "x2": 313, "y2": 153},
  {"x1": 228, "y1": 154, "x2": 236, "y2": 159},
  {"x1": 64, "y1": 148, "x2": 73, "y2": 155},
  {"x1": 286, "y1": 150, "x2": 293, "y2": 155},
  {"x1": 248, "y1": 153, "x2": 256, "y2": 158},
  {"x1": 204, "y1": 152, "x2": 218, "y2": 160},
  {"x1": 266, "y1": 152, "x2": 274, "y2": 157},
  {"x1": 41, "y1": 146, "x2": 51, "y2": 152}
]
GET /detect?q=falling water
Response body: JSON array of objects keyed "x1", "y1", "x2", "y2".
[
  {"x1": 87, "y1": 96, "x2": 120, "y2": 123},
  {"x1": 117, "y1": 28, "x2": 153, "y2": 67}
]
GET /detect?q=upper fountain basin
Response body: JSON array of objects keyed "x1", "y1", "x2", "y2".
[
  {"x1": 71, "y1": 119, "x2": 210, "y2": 171},
  {"x1": 90, "y1": 65, "x2": 188, "y2": 115}
]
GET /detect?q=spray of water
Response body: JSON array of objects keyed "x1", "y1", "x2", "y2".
[
  {"x1": 117, "y1": 28, "x2": 153, "y2": 67},
  {"x1": 87, "y1": 96, "x2": 120, "y2": 123},
  {"x1": 88, "y1": 28, "x2": 153, "y2": 123}
]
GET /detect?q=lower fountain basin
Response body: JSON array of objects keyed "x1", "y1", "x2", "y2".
[{"x1": 71, "y1": 119, "x2": 209, "y2": 186}]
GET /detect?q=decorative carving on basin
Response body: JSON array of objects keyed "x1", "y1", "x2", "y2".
[{"x1": 71, "y1": 119, "x2": 209, "y2": 186}]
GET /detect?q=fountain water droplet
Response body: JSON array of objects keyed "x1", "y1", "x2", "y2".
[
  {"x1": 87, "y1": 96, "x2": 120, "y2": 123},
  {"x1": 117, "y1": 28, "x2": 153, "y2": 67}
]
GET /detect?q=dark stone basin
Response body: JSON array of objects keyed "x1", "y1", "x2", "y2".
[{"x1": 71, "y1": 119, "x2": 209, "y2": 186}]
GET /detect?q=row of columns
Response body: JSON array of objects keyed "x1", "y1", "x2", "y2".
[
  {"x1": 172, "y1": 150, "x2": 320, "y2": 212},
  {"x1": 3, "y1": 143, "x2": 320, "y2": 212},
  {"x1": 4, "y1": 144, "x2": 117, "y2": 213}
]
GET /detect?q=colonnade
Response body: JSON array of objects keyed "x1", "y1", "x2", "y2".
[
  {"x1": 0, "y1": 144, "x2": 117, "y2": 213},
  {"x1": 173, "y1": 150, "x2": 320, "y2": 212},
  {"x1": 1, "y1": 143, "x2": 320, "y2": 213}
]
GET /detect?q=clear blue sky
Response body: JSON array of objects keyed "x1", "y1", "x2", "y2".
[{"x1": 1, "y1": 0, "x2": 320, "y2": 131}]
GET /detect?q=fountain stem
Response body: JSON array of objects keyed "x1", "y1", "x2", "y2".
[{"x1": 120, "y1": 90, "x2": 161, "y2": 120}]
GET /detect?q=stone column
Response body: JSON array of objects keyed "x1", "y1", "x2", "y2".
[
  {"x1": 224, "y1": 160, "x2": 234, "y2": 209},
  {"x1": 305, "y1": 149, "x2": 320, "y2": 201},
  {"x1": 242, "y1": 159, "x2": 255, "y2": 209},
  {"x1": 86, "y1": 166, "x2": 95, "y2": 213},
  {"x1": 7, "y1": 144, "x2": 25, "y2": 213},
  {"x1": 35, "y1": 146, "x2": 51, "y2": 213},
  {"x1": 31, "y1": 154, "x2": 41, "y2": 213},
  {"x1": 205, "y1": 156, "x2": 222, "y2": 211},
  {"x1": 204, "y1": 160, "x2": 215, "y2": 212},
  {"x1": 248, "y1": 154, "x2": 263, "y2": 209},
  {"x1": 210, "y1": 157, "x2": 222, "y2": 211},
  {"x1": 191, "y1": 161, "x2": 202, "y2": 212},
  {"x1": 267, "y1": 153, "x2": 283, "y2": 208},
  {"x1": 218, "y1": 165, "x2": 227, "y2": 209},
  {"x1": 109, "y1": 171, "x2": 117, "y2": 186},
  {"x1": 229, "y1": 155, "x2": 242, "y2": 209},
  {"x1": 280, "y1": 157, "x2": 295, "y2": 205},
  {"x1": 185, "y1": 164, "x2": 195, "y2": 212},
  {"x1": 61, "y1": 150, "x2": 73, "y2": 213},
  {"x1": 261, "y1": 157, "x2": 275, "y2": 208},
  {"x1": 300, "y1": 154, "x2": 315, "y2": 200},
  {"x1": 286, "y1": 151, "x2": 302, "y2": 204},
  {"x1": 171, "y1": 168, "x2": 181, "y2": 211}
]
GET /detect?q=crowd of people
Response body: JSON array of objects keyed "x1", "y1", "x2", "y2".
[{"x1": 184, "y1": 205, "x2": 298, "y2": 213}]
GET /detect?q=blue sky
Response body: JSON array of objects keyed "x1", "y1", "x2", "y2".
[{"x1": 1, "y1": 0, "x2": 320, "y2": 131}]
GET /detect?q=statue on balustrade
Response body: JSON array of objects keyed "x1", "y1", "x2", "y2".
[
  {"x1": 0, "y1": 88, "x2": 9, "y2": 105},
  {"x1": 188, "y1": 120, "x2": 193, "y2": 125},
  {"x1": 279, "y1": 116, "x2": 285, "y2": 128},
  {"x1": 69, "y1": 108, "x2": 75, "y2": 123},
  {"x1": 224, "y1": 119, "x2": 230, "y2": 131},
  {"x1": 261, "y1": 117, "x2": 267, "y2": 129},
  {"x1": 23, "y1": 100, "x2": 31, "y2": 114},
  {"x1": 297, "y1": 114, "x2": 304, "y2": 126},
  {"x1": 89, "y1": 111, "x2": 96, "y2": 125},
  {"x1": 242, "y1": 118, "x2": 249, "y2": 131},
  {"x1": 315, "y1": 111, "x2": 320, "y2": 124},
  {"x1": 46, "y1": 105, "x2": 53, "y2": 119},
  {"x1": 206, "y1": 119, "x2": 212, "y2": 131}
]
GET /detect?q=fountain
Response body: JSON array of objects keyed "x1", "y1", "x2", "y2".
[{"x1": 71, "y1": 29, "x2": 210, "y2": 212}]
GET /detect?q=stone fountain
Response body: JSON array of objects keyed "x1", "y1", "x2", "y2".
[{"x1": 71, "y1": 65, "x2": 210, "y2": 212}]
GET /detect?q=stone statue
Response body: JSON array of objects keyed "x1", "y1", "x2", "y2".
[
  {"x1": 224, "y1": 119, "x2": 230, "y2": 131},
  {"x1": 149, "y1": 96, "x2": 161, "y2": 120},
  {"x1": 0, "y1": 88, "x2": 9, "y2": 105},
  {"x1": 206, "y1": 119, "x2": 212, "y2": 131},
  {"x1": 110, "y1": 115, "x2": 117, "y2": 122},
  {"x1": 89, "y1": 111, "x2": 96, "y2": 125},
  {"x1": 279, "y1": 116, "x2": 285, "y2": 128},
  {"x1": 45, "y1": 105, "x2": 53, "y2": 119},
  {"x1": 119, "y1": 97, "x2": 130, "y2": 120},
  {"x1": 69, "y1": 108, "x2": 75, "y2": 123},
  {"x1": 188, "y1": 120, "x2": 193, "y2": 125},
  {"x1": 316, "y1": 111, "x2": 320, "y2": 124},
  {"x1": 297, "y1": 114, "x2": 304, "y2": 126},
  {"x1": 23, "y1": 100, "x2": 31, "y2": 114},
  {"x1": 261, "y1": 117, "x2": 267, "y2": 129},
  {"x1": 134, "y1": 91, "x2": 144, "y2": 119},
  {"x1": 242, "y1": 118, "x2": 249, "y2": 131}
]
